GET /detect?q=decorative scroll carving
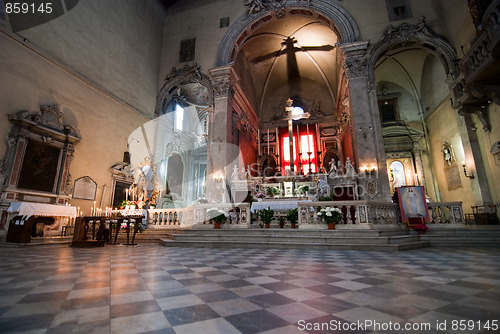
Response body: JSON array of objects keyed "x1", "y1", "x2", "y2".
[
  {"x1": 245, "y1": 0, "x2": 312, "y2": 15},
  {"x1": 212, "y1": 76, "x2": 233, "y2": 98},
  {"x1": 164, "y1": 63, "x2": 204, "y2": 82},
  {"x1": 378, "y1": 16, "x2": 438, "y2": 46}
]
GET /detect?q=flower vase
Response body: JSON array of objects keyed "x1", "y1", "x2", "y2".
[
  {"x1": 258, "y1": 198, "x2": 263, "y2": 202},
  {"x1": 417, "y1": 230, "x2": 424, "y2": 235},
  {"x1": 214, "y1": 222, "x2": 221, "y2": 229},
  {"x1": 265, "y1": 223, "x2": 270, "y2": 228},
  {"x1": 327, "y1": 222, "x2": 336, "y2": 230}
]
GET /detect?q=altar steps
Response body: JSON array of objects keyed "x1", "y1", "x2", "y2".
[
  {"x1": 419, "y1": 226, "x2": 500, "y2": 247},
  {"x1": 160, "y1": 229, "x2": 430, "y2": 252}
]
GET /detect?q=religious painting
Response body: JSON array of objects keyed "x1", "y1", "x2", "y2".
[
  {"x1": 179, "y1": 38, "x2": 196, "y2": 63},
  {"x1": 396, "y1": 186, "x2": 430, "y2": 224},
  {"x1": 17, "y1": 139, "x2": 61, "y2": 193},
  {"x1": 261, "y1": 154, "x2": 278, "y2": 177},
  {"x1": 166, "y1": 153, "x2": 184, "y2": 196}
]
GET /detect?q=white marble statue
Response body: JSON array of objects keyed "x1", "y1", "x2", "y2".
[
  {"x1": 328, "y1": 158, "x2": 337, "y2": 178},
  {"x1": 231, "y1": 165, "x2": 239, "y2": 181},
  {"x1": 345, "y1": 157, "x2": 355, "y2": 176}
]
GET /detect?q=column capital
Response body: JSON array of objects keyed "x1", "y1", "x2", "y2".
[
  {"x1": 209, "y1": 64, "x2": 234, "y2": 98},
  {"x1": 340, "y1": 41, "x2": 369, "y2": 79}
]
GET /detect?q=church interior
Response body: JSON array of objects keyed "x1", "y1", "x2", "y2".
[{"x1": 0, "y1": 1, "x2": 500, "y2": 333}]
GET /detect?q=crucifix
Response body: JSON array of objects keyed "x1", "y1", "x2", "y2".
[
  {"x1": 283, "y1": 98, "x2": 310, "y2": 172},
  {"x1": 252, "y1": 36, "x2": 334, "y2": 81}
]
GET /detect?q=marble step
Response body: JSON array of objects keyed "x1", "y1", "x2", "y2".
[{"x1": 161, "y1": 238, "x2": 430, "y2": 251}]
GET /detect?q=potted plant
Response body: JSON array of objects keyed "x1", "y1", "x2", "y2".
[
  {"x1": 317, "y1": 206, "x2": 343, "y2": 230},
  {"x1": 278, "y1": 216, "x2": 286, "y2": 228},
  {"x1": 258, "y1": 207, "x2": 275, "y2": 228},
  {"x1": 414, "y1": 223, "x2": 429, "y2": 234},
  {"x1": 267, "y1": 186, "x2": 279, "y2": 198},
  {"x1": 207, "y1": 208, "x2": 228, "y2": 229},
  {"x1": 298, "y1": 185, "x2": 309, "y2": 195},
  {"x1": 287, "y1": 208, "x2": 298, "y2": 228}
]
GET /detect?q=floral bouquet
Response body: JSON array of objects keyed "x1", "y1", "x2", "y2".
[
  {"x1": 414, "y1": 223, "x2": 429, "y2": 232},
  {"x1": 207, "y1": 208, "x2": 228, "y2": 224},
  {"x1": 254, "y1": 192, "x2": 266, "y2": 199},
  {"x1": 317, "y1": 207, "x2": 343, "y2": 224}
]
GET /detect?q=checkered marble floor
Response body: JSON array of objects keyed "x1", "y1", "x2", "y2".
[{"x1": 0, "y1": 245, "x2": 499, "y2": 334}]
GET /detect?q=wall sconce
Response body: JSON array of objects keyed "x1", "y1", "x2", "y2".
[
  {"x1": 213, "y1": 170, "x2": 224, "y2": 183},
  {"x1": 461, "y1": 161, "x2": 475, "y2": 179},
  {"x1": 361, "y1": 165, "x2": 377, "y2": 176}
]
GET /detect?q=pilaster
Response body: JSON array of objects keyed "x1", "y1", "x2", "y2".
[{"x1": 340, "y1": 41, "x2": 391, "y2": 202}]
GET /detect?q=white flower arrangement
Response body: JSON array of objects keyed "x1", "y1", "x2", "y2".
[{"x1": 317, "y1": 206, "x2": 343, "y2": 223}]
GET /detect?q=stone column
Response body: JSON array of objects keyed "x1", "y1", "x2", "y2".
[
  {"x1": 456, "y1": 110, "x2": 493, "y2": 205},
  {"x1": 341, "y1": 41, "x2": 392, "y2": 202},
  {"x1": 209, "y1": 65, "x2": 234, "y2": 203}
]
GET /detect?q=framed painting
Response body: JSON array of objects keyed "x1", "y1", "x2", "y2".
[{"x1": 396, "y1": 186, "x2": 429, "y2": 225}]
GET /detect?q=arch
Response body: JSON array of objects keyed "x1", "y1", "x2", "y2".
[
  {"x1": 368, "y1": 19, "x2": 459, "y2": 84},
  {"x1": 155, "y1": 63, "x2": 214, "y2": 117},
  {"x1": 216, "y1": 0, "x2": 359, "y2": 66}
]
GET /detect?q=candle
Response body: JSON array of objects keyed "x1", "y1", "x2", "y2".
[
  {"x1": 126, "y1": 189, "x2": 128, "y2": 201},
  {"x1": 306, "y1": 123, "x2": 310, "y2": 152},
  {"x1": 267, "y1": 129, "x2": 270, "y2": 153},
  {"x1": 258, "y1": 129, "x2": 260, "y2": 155}
]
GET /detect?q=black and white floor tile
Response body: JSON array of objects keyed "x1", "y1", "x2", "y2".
[{"x1": 0, "y1": 245, "x2": 499, "y2": 333}]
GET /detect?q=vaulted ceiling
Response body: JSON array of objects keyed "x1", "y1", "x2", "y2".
[{"x1": 233, "y1": 13, "x2": 340, "y2": 122}]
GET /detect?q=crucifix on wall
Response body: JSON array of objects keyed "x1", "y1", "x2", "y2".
[{"x1": 252, "y1": 36, "x2": 334, "y2": 81}]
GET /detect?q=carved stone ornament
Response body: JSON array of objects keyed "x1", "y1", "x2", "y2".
[
  {"x1": 212, "y1": 76, "x2": 233, "y2": 98},
  {"x1": 110, "y1": 162, "x2": 134, "y2": 182},
  {"x1": 245, "y1": 0, "x2": 312, "y2": 15},
  {"x1": 378, "y1": 16, "x2": 437, "y2": 46},
  {"x1": 164, "y1": 63, "x2": 204, "y2": 82},
  {"x1": 8, "y1": 105, "x2": 81, "y2": 143},
  {"x1": 344, "y1": 57, "x2": 368, "y2": 78}
]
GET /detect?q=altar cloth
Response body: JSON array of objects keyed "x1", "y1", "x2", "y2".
[
  {"x1": 250, "y1": 200, "x2": 311, "y2": 213},
  {"x1": 8, "y1": 201, "x2": 77, "y2": 218}
]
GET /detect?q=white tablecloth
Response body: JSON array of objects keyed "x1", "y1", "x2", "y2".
[
  {"x1": 7, "y1": 201, "x2": 77, "y2": 218},
  {"x1": 250, "y1": 200, "x2": 310, "y2": 213}
]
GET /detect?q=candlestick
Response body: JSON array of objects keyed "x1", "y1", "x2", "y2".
[
  {"x1": 276, "y1": 127, "x2": 279, "y2": 157},
  {"x1": 315, "y1": 123, "x2": 320, "y2": 151},
  {"x1": 125, "y1": 189, "x2": 128, "y2": 201},
  {"x1": 258, "y1": 129, "x2": 260, "y2": 155},
  {"x1": 267, "y1": 129, "x2": 270, "y2": 154},
  {"x1": 306, "y1": 123, "x2": 310, "y2": 152}
]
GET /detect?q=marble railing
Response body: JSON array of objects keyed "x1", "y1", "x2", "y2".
[
  {"x1": 297, "y1": 201, "x2": 399, "y2": 227},
  {"x1": 147, "y1": 207, "x2": 189, "y2": 227},
  {"x1": 427, "y1": 202, "x2": 464, "y2": 224},
  {"x1": 148, "y1": 203, "x2": 251, "y2": 228}
]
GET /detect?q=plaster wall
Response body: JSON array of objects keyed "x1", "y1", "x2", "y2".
[
  {"x1": 2, "y1": 0, "x2": 165, "y2": 117},
  {"x1": 0, "y1": 32, "x2": 149, "y2": 214},
  {"x1": 426, "y1": 99, "x2": 475, "y2": 210},
  {"x1": 159, "y1": 0, "x2": 244, "y2": 84}
]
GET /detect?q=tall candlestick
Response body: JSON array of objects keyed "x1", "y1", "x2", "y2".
[
  {"x1": 296, "y1": 124, "x2": 300, "y2": 170},
  {"x1": 125, "y1": 189, "x2": 128, "y2": 201},
  {"x1": 267, "y1": 129, "x2": 270, "y2": 154},
  {"x1": 258, "y1": 128, "x2": 260, "y2": 155},
  {"x1": 93, "y1": 201, "x2": 96, "y2": 215},
  {"x1": 306, "y1": 123, "x2": 310, "y2": 152},
  {"x1": 315, "y1": 123, "x2": 320, "y2": 150},
  {"x1": 276, "y1": 127, "x2": 280, "y2": 157}
]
